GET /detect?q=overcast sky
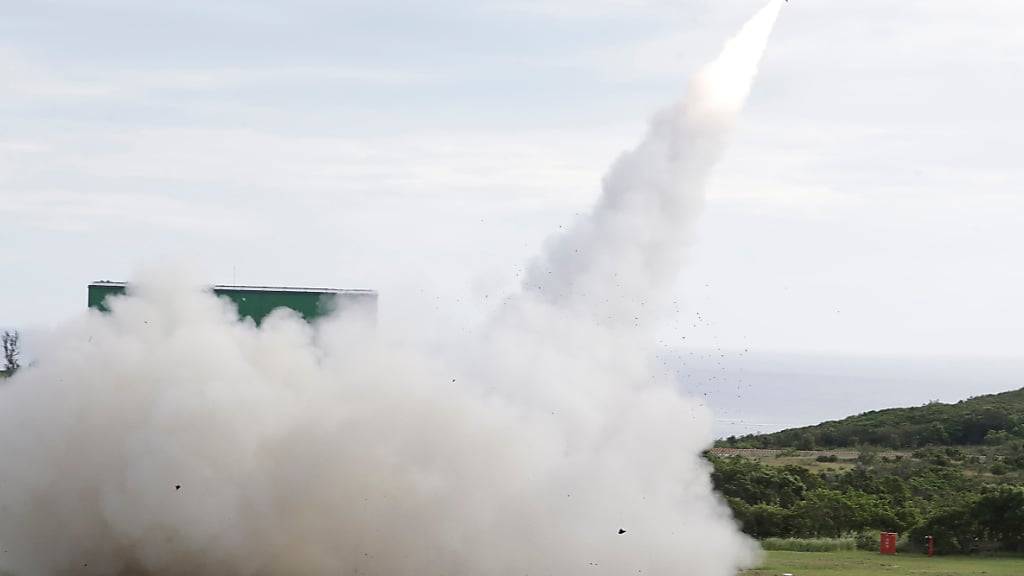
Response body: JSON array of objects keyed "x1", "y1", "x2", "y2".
[{"x1": 3, "y1": 0, "x2": 1023, "y2": 361}]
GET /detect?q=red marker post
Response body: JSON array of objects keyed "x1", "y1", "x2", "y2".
[
  {"x1": 926, "y1": 535, "x2": 934, "y2": 557},
  {"x1": 880, "y1": 532, "x2": 897, "y2": 555}
]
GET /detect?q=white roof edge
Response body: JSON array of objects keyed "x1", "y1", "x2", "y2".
[
  {"x1": 214, "y1": 285, "x2": 376, "y2": 295},
  {"x1": 89, "y1": 281, "x2": 376, "y2": 295}
]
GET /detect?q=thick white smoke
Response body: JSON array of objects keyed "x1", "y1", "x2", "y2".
[{"x1": 0, "y1": 3, "x2": 780, "y2": 574}]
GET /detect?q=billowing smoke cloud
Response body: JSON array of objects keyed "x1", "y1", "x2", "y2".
[{"x1": 0, "y1": 3, "x2": 781, "y2": 574}]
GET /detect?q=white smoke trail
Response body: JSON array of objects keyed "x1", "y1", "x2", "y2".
[
  {"x1": 525, "y1": 0, "x2": 783, "y2": 329},
  {"x1": 0, "y1": 3, "x2": 780, "y2": 575}
]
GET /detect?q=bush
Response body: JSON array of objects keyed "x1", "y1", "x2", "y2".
[
  {"x1": 854, "y1": 531, "x2": 878, "y2": 551},
  {"x1": 761, "y1": 537, "x2": 857, "y2": 552},
  {"x1": 909, "y1": 506, "x2": 981, "y2": 555},
  {"x1": 816, "y1": 454, "x2": 839, "y2": 463}
]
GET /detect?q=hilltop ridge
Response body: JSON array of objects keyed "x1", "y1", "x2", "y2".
[{"x1": 718, "y1": 386, "x2": 1024, "y2": 450}]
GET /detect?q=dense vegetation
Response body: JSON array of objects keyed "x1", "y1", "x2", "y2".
[
  {"x1": 709, "y1": 386, "x2": 1024, "y2": 554},
  {"x1": 708, "y1": 450, "x2": 1024, "y2": 554},
  {"x1": 719, "y1": 388, "x2": 1024, "y2": 450}
]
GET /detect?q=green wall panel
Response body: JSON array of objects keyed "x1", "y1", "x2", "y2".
[{"x1": 87, "y1": 283, "x2": 376, "y2": 325}]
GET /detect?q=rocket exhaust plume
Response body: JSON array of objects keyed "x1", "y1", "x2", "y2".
[
  {"x1": 0, "y1": 2, "x2": 781, "y2": 575},
  {"x1": 526, "y1": 0, "x2": 783, "y2": 326}
]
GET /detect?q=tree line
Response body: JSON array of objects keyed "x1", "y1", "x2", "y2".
[{"x1": 708, "y1": 451, "x2": 1024, "y2": 554}]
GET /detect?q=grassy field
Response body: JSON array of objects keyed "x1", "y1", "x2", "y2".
[
  {"x1": 743, "y1": 550, "x2": 1024, "y2": 576},
  {"x1": 759, "y1": 455, "x2": 858, "y2": 472}
]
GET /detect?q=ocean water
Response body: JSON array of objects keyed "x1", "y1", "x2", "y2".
[{"x1": 664, "y1": 349, "x2": 1024, "y2": 439}]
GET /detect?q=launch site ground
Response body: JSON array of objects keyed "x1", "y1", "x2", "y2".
[{"x1": 743, "y1": 550, "x2": 1024, "y2": 576}]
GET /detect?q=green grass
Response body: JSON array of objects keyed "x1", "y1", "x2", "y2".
[
  {"x1": 743, "y1": 550, "x2": 1024, "y2": 576},
  {"x1": 750, "y1": 454, "x2": 859, "y2": 472}
]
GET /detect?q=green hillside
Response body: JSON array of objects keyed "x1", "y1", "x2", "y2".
[
  {"x1": 708, "y1": 388, "x2": 1024, "y2": 554},
  {"x1": 721, "y1": 387, "x2": 1024, "y2": 450}
]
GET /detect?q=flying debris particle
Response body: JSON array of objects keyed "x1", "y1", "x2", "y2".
[
  {"x1": 175, "y1": 484, "x2": 181, "y2": 491},
  {"x1": 618, "y1": 529, "x2": 627, "y2": 535}
]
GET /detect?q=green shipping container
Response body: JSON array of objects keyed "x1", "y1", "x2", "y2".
[{"x1": 88, "y1": 281, "x2": 377, "y2": 324}]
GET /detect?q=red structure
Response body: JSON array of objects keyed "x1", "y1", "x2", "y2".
[
  {"x1": 880, "y1": 532, "x2": 898, "y2": 555},
  {"x1": 926, "y1": 535, "x2": 935, "y2": 557}
]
